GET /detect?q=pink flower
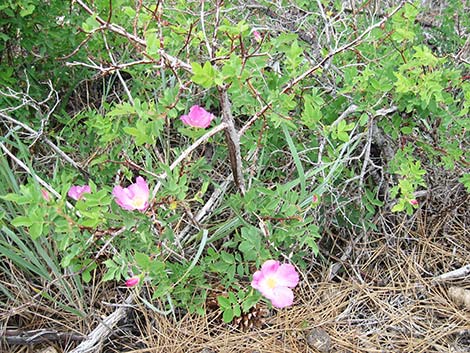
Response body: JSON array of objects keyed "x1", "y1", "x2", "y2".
[
  {"x1": 253, "y1": 30, "x2": 262, "y2": 42},
  {"x1": 112, "y1": 176, "x2": 149, "y2": 211},
  {"x1": 409, "y1": 199, "x2": 418, "y2": 206},
  {"x1": 41, "y1": 189, "x2": 50, "y2": 202},
  {"x1": 251, "y1": 260, "x2": 299, "y2": 308},
  {"x1": 180, "y1": 105, "x2": 215, "y2": 128},
  {"x1": 68, "y1": 185, "x2": 91, "y2": 200},
  {"x1": 125, "y1": 276, "x2": 140, "y2": 288}
]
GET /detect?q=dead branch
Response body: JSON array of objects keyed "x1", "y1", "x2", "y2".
[
  {"x1": 69, "y1": 294, "x2": 134, "y2": 353},
  {"x1": 218, "y1": 88, "x2": 246, "y2": 195},
  {"x1": 73, "y1": 0, "x2": 192, "y2": 72},
  {"x1": 1, "y1": 329, "x2": 84, "y2": 345},
  {"x1": 435, "y1": 265, "x2": 470, "y2": 281}
]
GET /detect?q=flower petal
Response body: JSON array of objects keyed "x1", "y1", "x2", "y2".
[
  {"x1": 270, "y1": 286, "x2": 294, "y2": 308},
  {"x1": 251, "y1": 270, "x2": 265, "y2": 290},
  {"x1": 180, "y1": 105, "x2": 214, "y2": 128},
  {"x1": 274, "y1": 264, "x2": 299, "y2": 288},
  {"x1": 112, "y1": 185, "x2": 135, "y2": 210},
  {"x1": 125, "y1": 276, "x2": 140, "y2": 287},
  {"x1": 68, "y1": 185, "x2": 91, "y2": 200},
  {"x1": 113, "y1": 177, "x2": 150, "y2": 211},
  {"x1": 260, "y1": 260, "x2": 280, "y2": 275},
  {"x1": 180, "y1": 114, "x2": 190, "y2": 125},
  {"x1": 253, "y1": 274, "x2": 277, "y2": 299}
]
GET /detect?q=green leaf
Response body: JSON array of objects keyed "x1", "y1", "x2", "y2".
[
  {"x1": 11, "y1": 216, "x2": 32, "y2": 227},
  {"x1": 135, "y1": 252, "x2": 151, "y2": 269},
  {"x1": 337, "y1": 131, "x2": 350, "y2": 142},
  {"x1": 82, "y1": 16, "x2": 100, "y2": 32},
  {"x1": 233, "y1": 303, "x2": 241, "y2": 317},
  {"x1": 220, "y1": 251, "x2": 234, "y2": 264},
  {"x1": 391, "y1": 200, "x2": 405, "y2": 213},
  {"x1": 152, "y1": 283, "x2": 171, "y2": 299},
  {"x1": 145, "y1": 29, "x2": 160, "y2": 57},
  {"x1": 82, "y1": 270, "x2": 92, "y2": 283},
  {"x1": 238, "y1": 240, "x2": 253, "y2": 254},
  {"x1": 29, "y1": 222, "x2": 44, "y2": 240},
  {"x1": 19, "y1": 3, "x2": 35, "y2": 17},
  {"x1": 286, "y1": 40, "x2": 303, "y2": 70},
  {"x1": 242, "y1": 294, "x2": 260, "y2": 312},
  {"x1": 102, "y1": 267, "x2": 117, "y2": 282},
  {"x1": 222, "y1": 307, "x2": 234, "y2": 323},
  {"x1": 217, "y1": 295, "x2": 230, "y2": 308},
  {"x1": 191, "y1": 62, "x2": 221, "y2": 88},
  {"x1": 459, "y1": 174, "x2": 470, "y2": 192}
]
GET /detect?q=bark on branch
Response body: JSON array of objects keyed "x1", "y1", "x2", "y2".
[{"x1": 218, "y1": 88, "x2": 246, "y2": 195}]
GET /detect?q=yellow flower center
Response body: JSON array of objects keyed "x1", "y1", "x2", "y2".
[
  {"x1": 266, "y1": 277, "x2": 277, "y2": 289},
  {"x1": 131, "y1": 196, "x2": 146, "y2": 209}
]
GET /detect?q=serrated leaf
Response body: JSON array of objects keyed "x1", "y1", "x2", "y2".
[
  {"x1": 220, "y1": 251, "x2": 234, "y2": 264},
  {"x1": 102, "y1": 268, "x2": 117, "y2": 282},
  {"x1": 82, "y1": 270, "x2": 92, "y2": 283},
  {"x1": 242, "y1": 294, "x2": 259, "y2": 312},
  {"x1": 233, "y1": 303, "x2": 241, "y2": 317},
  {"x1": 391, "y1": 201, "x2": 405, "y2": 213},
  {"x1": 337, "y1": 131, "x2": 350, "y2": 142}
]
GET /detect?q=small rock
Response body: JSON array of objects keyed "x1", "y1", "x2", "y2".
[{"x1": 306, "y1": 328, "x2": 331, "y2": 353}]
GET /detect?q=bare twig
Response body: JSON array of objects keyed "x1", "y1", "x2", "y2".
[
  {"x1": 65, "y1": 59, "x2": 160, "y2": 75},
  {"x1": 200, "y1": 0, "x2": 213, "y2": 58},
  {"x1": 0, "y1": 112, "x2": 89, "y2": 179},
  {"x1": 73, "y1": 0, "x2": 192, "y2": 72},
  {"x1": 178, "y1": 175, "x2": 233, "y2": 244}
]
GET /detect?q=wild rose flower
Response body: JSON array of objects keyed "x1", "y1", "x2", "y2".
[
  {"x1": 409, "y1": 199, "x2": 418, "y2": 206},
  {"x1": 251, "y1": 260, "x2": 299, "y2": 308},
  {"x1": 253, "y1": 30, "x2": 262, "y2": 42},
  {"x1": 112, "y1": 176, "x2": 149, "y2": 211},
  {"x1": 125, "y1": 276, "x2": 140, "y2": 288},
  {"x1": 180, "y1": 105, "x2": 215, "y2": 128},
  {"x1": 68, "y1": 185, "x2": 91, "y2": 200},
  {"x1": 41, "y1": 189, "x2": 50, "y2": 202}
]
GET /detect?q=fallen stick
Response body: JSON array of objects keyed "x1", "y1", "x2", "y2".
[
  {"x1": 1, "y1": 329, "x2": 84, "y2": 345},
  {"x1": 69, "y1": 294, "x2": 134, "y2": 353},
  {"x1": 434, "y1": 265, "x2": 470, "y2": 281}
]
